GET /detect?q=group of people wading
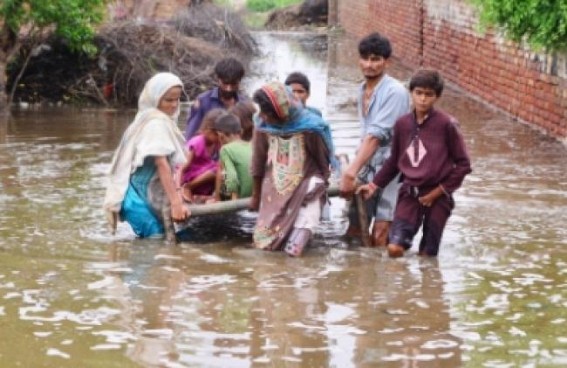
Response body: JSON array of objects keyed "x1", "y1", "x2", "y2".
[{"x1": 103, "y1": 32, "x2": 472, "y2": 258}]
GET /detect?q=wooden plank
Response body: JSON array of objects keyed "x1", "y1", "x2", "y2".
[
  {"x1": 186, "y1": 184, "x2": 341, "y2": 216},
  {"x1": 354, "y1": 192, "x2": 372, "y2": 247}
]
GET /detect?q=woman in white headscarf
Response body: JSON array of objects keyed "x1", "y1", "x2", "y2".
[{"x1": 104, "y1": 72, "x2": 189, "y2": 238}]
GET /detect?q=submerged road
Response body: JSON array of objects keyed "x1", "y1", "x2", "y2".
[{"x1": 0, "y1": 31, "x2": 565, "y2": 367}]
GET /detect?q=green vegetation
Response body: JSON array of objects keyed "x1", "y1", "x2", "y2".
[
  {"x1": 242, "y1": 11, "x2": 270, "y2": 29},
  {"x1": 213, "y1": 0, "x2": 234, "y2": 9},
  {"x1": 470, "y1": 0, "x2": 567, "y2": 50},
  {"x1": 0, "y1": 0, "x2": 108, "y2": 109},
  {"x1": 1, "y1": 0, "x2": 107, "y2": 55},
  {"x1": 213, "y1": 0, "x2": 303, "y2": 29},
  {"x1": 246, "y1": 0, "x2": 302, "y2": 13}
]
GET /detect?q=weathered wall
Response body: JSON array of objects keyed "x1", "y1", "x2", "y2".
[{"x1": 333, "y1": 0, "x2": 567, "y2": 140}]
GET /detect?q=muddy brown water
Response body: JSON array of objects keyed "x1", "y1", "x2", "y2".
[{"x1": 0, "y1": 32, "x2": 566, "y2": 367}]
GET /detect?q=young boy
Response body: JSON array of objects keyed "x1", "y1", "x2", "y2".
[
  {"x1": 357, "y1": 69, "x2": 472, "y2": 258},
  {"x1": 284, "y1": 71, "x2": 322, "y2": 116},
  {"x1": 212, "y1": 113, "x2": 253, "y2": 201}
]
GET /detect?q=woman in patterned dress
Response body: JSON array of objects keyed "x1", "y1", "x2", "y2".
[{"x1": 250, "y1": 82, "x2": 334, "y2": 256}]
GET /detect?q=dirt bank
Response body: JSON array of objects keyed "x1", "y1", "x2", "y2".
[
  {"x1": 265, "y1": 0, "x2": 328, "y2": 30},
  {"x1": 7, "y1": 2, "x2": 256, "y2": 106}
]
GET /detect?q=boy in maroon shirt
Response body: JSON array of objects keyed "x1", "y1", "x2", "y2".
[{"x1": 357, "y1": 69, "x2": 472, "y2": 258}]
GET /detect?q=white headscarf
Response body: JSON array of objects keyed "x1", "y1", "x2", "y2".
[{"x1": 103, "y1": 72, "x2": 187, "y2": 233}]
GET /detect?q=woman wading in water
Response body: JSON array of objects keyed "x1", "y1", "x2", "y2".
[
  {"x1": 104, "y1": 72, "x2": 189, "y2": 239},
  {"x1": 250, "y1": 81, "x2": 335, "y2": 256}
]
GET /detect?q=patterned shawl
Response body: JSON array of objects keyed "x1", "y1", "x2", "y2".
[{"x1": 254, "y1": 81, "x2": 337, "y2": 168}]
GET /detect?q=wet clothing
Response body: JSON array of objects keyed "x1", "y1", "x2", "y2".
[
  {"x1": 121, "y1": 158, "x2": 167, "y2": 237},
  {"x1": 219, "y1": 140, "x2": 253, "y2": 198},
  {"x1": 251, "y1": 82, "x2": 332, "y2": 251},
  {"x1": 104, "y1": 73, "x2": 187, "y2": 237},
  {"x1": 373, "y1": 108, "x2": 472, "y2": 255},
  {"x1": 349, "y1": 74, "x2": 410, "y2": 226},
  {"x1": 251, "y1": 131, "x2": 330, "y2": 250},
  {"x1": 372, "y1": 109, "x2": 472, "y2": 193},
  {"x1": 388, "y1": 184, "x2": 454, "y2": 256},
  {"x1": 185, "y1": 87, "x2": 248, "y2": 139},
  {"x1": 181, "y1": 134, "x2": 219, "y2": 195}
]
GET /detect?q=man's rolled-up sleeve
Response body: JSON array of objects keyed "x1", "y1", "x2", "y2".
[{"x1": 366, "y1": 89, "x2": 409, "y2": 145}]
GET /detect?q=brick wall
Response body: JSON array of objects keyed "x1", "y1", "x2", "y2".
[
  {"x1": 336, "y1": 0, "x2": 423, "y2": 65},
  {"x1": 334, "y1": 0, "x2": 567, "y2": 141}
]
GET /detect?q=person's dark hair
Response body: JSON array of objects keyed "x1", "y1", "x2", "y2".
[
  {"x1": 409, "y1": 69, "x2": 444, "y2": 97},
  {"x1": 284, "y1": 72, "x2": 310, "y2": 93},
  {"x1": 358, "y1": 32, "x2": 392, "y2": 59},
  {"x1": 214, "y1": 113, "x2": 242, "y2": 135},
  {"x1": 229, "y1": 101, "x2": 256, "y2": 141},
  {"x1": 214, "y1": 57, "x2": 245, "y2": 83},
  {"x1": 252, "y1": 89, "x2": 280, "y2": 122},
  {"x1": 200, "y1": 108, "x2": 226, "y2": 132}
]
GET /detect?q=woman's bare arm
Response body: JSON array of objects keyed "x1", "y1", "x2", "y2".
[{"x1": 156, "y1": 156, "x2": 189, "y2": 221}]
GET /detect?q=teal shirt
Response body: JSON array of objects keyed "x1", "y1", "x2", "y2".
[{"x1": 219, "y1": 140, "x2": 253, "y2": 198}]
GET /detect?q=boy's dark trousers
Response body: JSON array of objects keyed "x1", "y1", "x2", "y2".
[{"x1": 389, "y1": 183, "x2": 454, "y2": 256}]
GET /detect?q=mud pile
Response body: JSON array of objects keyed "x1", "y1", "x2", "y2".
[
  {"x1": 265, "y1": 0, "x2": 328, "y2": 30},
  {"x1": 7, "y1": 3, "x2": 256, "y2": 106}
]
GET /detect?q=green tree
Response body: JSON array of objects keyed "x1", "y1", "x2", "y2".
[
  {"x1": 0, "y1": 0, "x2": 107, "y2": 113},
  {"x1": 470, "y1": 0, "x2": 567, "y2": 51},
  {"x1": 246, "y1": 0, "x2": 302, "y2": 12}
]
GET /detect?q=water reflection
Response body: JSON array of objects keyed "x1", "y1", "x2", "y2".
[
  {"x1": 244, "y1": 32, "x2": 328, "y2": 115},
  {"x1": 0, "y1": 31, "x2": 566, "y2": 367},
  {"x1": 100, "y1": 241, "x2": 462, "y2": 367}
]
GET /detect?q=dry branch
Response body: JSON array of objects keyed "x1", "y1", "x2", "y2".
[{"x1": 9, "y1": 3, "x2": 256, "y2": 106}]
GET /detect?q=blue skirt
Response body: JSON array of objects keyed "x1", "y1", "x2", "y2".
[
  {"x1": 120, "y1": 161, "x2": 164, "y2": 238},
  {"x1": 120, "y1": 184, "x2": 164, "y2": 238}
]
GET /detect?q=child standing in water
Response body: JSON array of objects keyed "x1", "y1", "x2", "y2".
[
  {"x1": 357, "y1": 69, "x2": 472, "y2": 258},
  {"x1": 211, "y1": 113, "x2": 253, "y2": 201},
  {"x1": 177, "y1": 108, "x2": 224, "y2": 203}
]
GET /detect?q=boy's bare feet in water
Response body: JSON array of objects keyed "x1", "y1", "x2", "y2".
[{"x1": 387, "y1": 243, "x2": 405, "y2": 258}]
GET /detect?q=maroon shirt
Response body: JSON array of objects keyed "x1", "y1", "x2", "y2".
[{"x1": 373, "y1": 108, "x2": 472, "y2": 194}]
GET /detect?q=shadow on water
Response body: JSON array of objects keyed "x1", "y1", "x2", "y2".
[{"x1": 0, "y1": 31, "x2": 566, "y2": 367}]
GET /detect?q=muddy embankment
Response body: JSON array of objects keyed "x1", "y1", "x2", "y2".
[
  {"x1": 7, "y1": 0, "x2": 329, "y2": 107},
  {"x1": 7, "y1": 3, "x2": 256, "y2": 107},
  {"x1": 265, "y1": 0, "x2": 328, "y2": 30}
]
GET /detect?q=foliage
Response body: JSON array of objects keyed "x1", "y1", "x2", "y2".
[
  {"x1": 213, "y1": 0, "x2": 233, "y2": 8},
  {"x1": 0, "y1": 0, "x2": 107, "y2": 55},
  {"x1": 470, "y1": 0, "x2": 567, "y2": 51},
  {"x1": 243, "y1": 11, "x2": 269, "y2": 29},
  {"x1": 246, "y1": 0, "x2": 302, "y2": 13}
]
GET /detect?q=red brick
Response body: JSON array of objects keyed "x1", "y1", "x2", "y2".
[{"x1": 337, "y1": 0, "x2": 566, "y2": 139}]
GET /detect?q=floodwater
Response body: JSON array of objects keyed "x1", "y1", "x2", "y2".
[{"x1": 0, "y1": 31, "x2": 566, "y2": 368}]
